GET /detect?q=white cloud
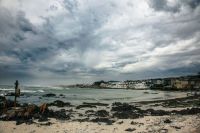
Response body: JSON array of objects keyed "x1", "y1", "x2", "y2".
[{"x1": 0, "y1": 0, "x2": 199, "y2": 85}]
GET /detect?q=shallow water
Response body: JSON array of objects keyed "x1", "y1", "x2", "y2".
[{"x1": 0, "y1": 85, "x2": 188, "y2": 105}]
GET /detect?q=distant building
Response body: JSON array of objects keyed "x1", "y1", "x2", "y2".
[
  {"x1": 172, "y1": 79, "x2": 190, "y2": 89},
  {"x1": 94, "y1": 73, "x2": 200, "y2": 90}
]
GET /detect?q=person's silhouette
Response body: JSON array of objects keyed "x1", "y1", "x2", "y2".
[{"x1": 14, "y1": 80, "x2": 19, "y2": 107}]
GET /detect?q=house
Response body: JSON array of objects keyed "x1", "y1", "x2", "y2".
[{"x1": 172, "y1": 78, "x2": 190, "y2": 89}]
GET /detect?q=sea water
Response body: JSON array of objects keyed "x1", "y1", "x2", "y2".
[{"x1": 0, "y1": 85, "x2": 188, "y2": 105}]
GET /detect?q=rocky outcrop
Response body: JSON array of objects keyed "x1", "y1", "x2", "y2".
[
  {"x1": 47, "y1": 100, "x2": 71, "y2": 107},
  {"x1": 42, "y1": 93, "x2": 56, "y2": 97}
]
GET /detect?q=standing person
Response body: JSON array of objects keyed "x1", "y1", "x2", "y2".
[{"x1": 14, "y1": 80, "x2": 19, "y2": 107}]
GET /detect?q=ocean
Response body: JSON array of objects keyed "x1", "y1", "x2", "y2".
[{"x1": 0, "y1": 85, "x2": 188, "y2": 105}]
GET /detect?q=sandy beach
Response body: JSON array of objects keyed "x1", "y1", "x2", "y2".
[{"x1": 0, "y1": 115, "x2": 200, "y2": 133}]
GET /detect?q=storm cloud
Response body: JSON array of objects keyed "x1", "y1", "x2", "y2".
[{"x1": 0, "y1": 0, "x2": 200, "y2": 85}]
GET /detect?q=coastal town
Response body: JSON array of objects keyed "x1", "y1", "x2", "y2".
[{"x1": 70, "y1": 73, "x2": 200, "y2": 90}]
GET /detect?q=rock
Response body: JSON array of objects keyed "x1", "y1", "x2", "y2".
[
  {"x1": 145, "y1": 109, "x2": 169, "y2": 116},
  {"x1": 117, "y1": 121, "x2": 123, "y2": 124},
  {"x1": 91, "y1": 118, "x2": 114, "y2": 125},
  {"x1": 78, "y1": 113, "x2": 83, "y2": 117},
  {"x1": 112, "y1": 111, "x2": 141, "y2": 119},
  {"x1": 171, "y1": 108, "x2": 200, "y2": 115},
  {"x1": 42, "y1": 108, "x2": 70, "y2": 120},
  {"x1": 83, "y1": 102, "x2": 109, "y2": 106},
  {"x1": 16, "y1": 119, "x2": 25, "y2": 125},
  {"x1": 85, "y1": 110, "x2": 95, "y2": 114},
  {"x1": 48, "y1": 100, "x2": 71, "y2": 107},
  {"x1": 125, "y1": 128, "x2": 136, "y2": 132},
  {"x1": 38, "y1": 116, "x2": 49, "y2": 122},
  {"x1": 0, "y1": 96, "x2": 5, "y2": 101},
  {"x1": 76, "y1": 104, "x2": 96, "y2": 109},
  {"x1": 159, "y1": 129, "x2": 168, "y2": 133},
  {"x1": 111, "y1": 103, "x2": 141, "y2": 112},
  {"x1": 172, "y1": 126, "x2": 181, "y2": 129},
  {"x1": 76, "y1": 118, "x2": 89, "y2": 122},
  {"x1": 130, "y1": 121, "x2": 137, "y2": 125},
  {"x1": 111, "y1": 102, "x2": 143, "y2": 119},
  {"x1": 5, "y1": 92, "x2": 24, "y2": 96},
  {"x1": 6, "y1": 110, "x2": 16, "y2": 120},
  {"x1": 25, "y1": 119, "x2": 34, "y2": 125},
  {"x1": 59, "y1": 94, "x2": 65, "y2": 97},
  {"x1": 164, "y1": 118, "x2": 171, "y2": 123},
  {"x1": 95, "y1": 110, "x2": 109, "y2": 117},
  {"x1": 42, "y1": 93, "x2": 56, "y2": 97},
  {"x1": 33, "y1": 113, "x2": 40, "y2": 119}
]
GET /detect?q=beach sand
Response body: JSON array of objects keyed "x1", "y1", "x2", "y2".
[{"x1": 0, "y1": 115, "x2": 199, "y2": 133}]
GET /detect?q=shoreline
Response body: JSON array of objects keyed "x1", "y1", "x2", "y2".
[{"x1": 0, "y1": 94, "x2": 200, "y2": 132}]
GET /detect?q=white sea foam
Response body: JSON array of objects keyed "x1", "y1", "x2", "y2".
[
  {"x1": 21, "y1": 90, "x2": 37, "y2": 93},
  {"x1": 0, "y1": 88, "x2": 14, "y2": 91},
  {"x1": 47, "y1": 86, "x2": 63, "y2": 90},
  {"x1": 37, "y1": 89, "x2": 44, "y2": 92}
]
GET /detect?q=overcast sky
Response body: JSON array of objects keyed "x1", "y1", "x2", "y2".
[{"x1": 0, "y1": 0, "x2": 200, "y2": 85}]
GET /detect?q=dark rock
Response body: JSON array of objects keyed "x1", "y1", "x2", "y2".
[
  {"x1": 76, "y1": 118, "x2": 89, "y2": 122},
  {"x1": 38, "y1": 116, "x2": 49, "y2": 122},
  {"x1": 145, "y1": 109, "x2": 169, "y2": 116},
  {"x1": 91, "y1": 118, "x2": 114, "y2": 125},
  {"x1": 48, "y1": 100, "x2": 71, "y2": 107},
  {"x1": 130, "y1": 121, "x2": 137, "y2": 125},
  {"x1": 164, "y1": 119, "x2": 172, "y2": 123},
  {"x1": 112, "y1": 111, "x2": 141, "y2": 119},
  {"x1": 26, "y1": 119, "x2": 34, "y2": 125},
  {"x1": 111, "y1": 102, "x2": 143, "y2": 119},
  {"x1": 0, "y1": 96, "x2": 5, "y2": 101},
  {"x1": 111, "y1": 103, "x2": 140, "y2": 112},
  {"x1": 33, "y1": 113, "x2": 40, "y2": 119},
  {"x1": 78, "y1": 113, "x2": 83, "y2": 117},
  {"x1": 42, "y1": 93, "x2": 56, "y2": 97},
  {"x1": 125, "y1": 128, "x2": 136, "y2": 132},
  {"x1": 171, "y1": 108, "x2": 200, "y2": 115},
  {"x1": 42, "y1": 108, "x2": 70, "y2": 120},
  {"x1": 16, "y1": 119, "x2": 25, "y2": 125},
  {"x1": 172, "y1": 126, "x2": 181, "y2": 129},
  {"x1": 76, "y1": 104, "x2": 96, "y2": 109},
  {"x1": 6, "y1": 110, "x2": 16, "y2": 120},
  {"x1": 85, "y1": 110, "x2": 95, "y2": 114},
  {"x1": 95, "y1": 110, "x2": 109, "y2": 117},
  {"x1": 5, "y1": 92, "x2": 24, "y2": 96},
  {"x1": 83, "y1": 102, "x2": 109, "y2": 106},
  {"x1": 117, "y1": 121, "x2": 123, "y2": 124}
]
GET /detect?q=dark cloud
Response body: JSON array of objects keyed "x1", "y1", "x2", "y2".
[
  {"x1": 0, "y1": 0, "x2": 199, "y2": 85},
  {"x1": 187, "y1": 0, "x2": 200, "y2": 9},
  {"x1": 149, "y1": 0, "x2": 181, "y2": 13},
  {"x1": 149, "y1": 0, "x2": 200, "y2": 13}
]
